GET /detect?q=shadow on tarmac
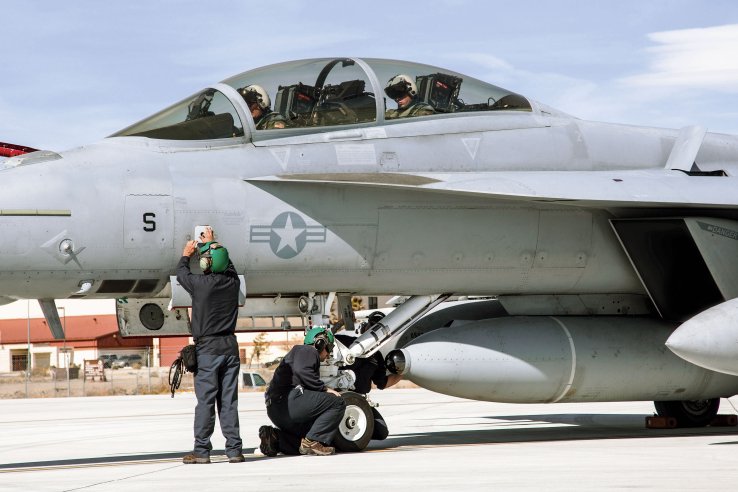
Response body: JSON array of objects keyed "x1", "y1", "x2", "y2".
[
  {"x1": 4, "y1": 413, "x2": 738, "y2": 469},
  {"x1": 367, "y1": 413, "x2": 738, "y2": 451},
  {"x1": 0, "y1": 448, "x2": 259, "y2": 470}
]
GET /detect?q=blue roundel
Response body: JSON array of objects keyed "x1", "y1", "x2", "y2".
[{"x1": 269, "y1": 212, "x2": 307, "y2": 259}]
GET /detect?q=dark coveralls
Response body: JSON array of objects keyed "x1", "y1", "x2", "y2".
[
  {"x1": 176, "y1": 257, "x2": 242, "y2": 459},
  {"x1": 335, "y1": 334, "x2": 390, "y2": 440},
  {"x1": 265, "y1": 345, "x2": 346, "y2": 455},
  {"x1": 254, "y1": 110, "x2": 288, "y2": 130}
]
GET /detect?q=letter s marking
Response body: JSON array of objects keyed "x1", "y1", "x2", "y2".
[{"x1": 143, "y1": 212, "x2": 156, "y2": 232}]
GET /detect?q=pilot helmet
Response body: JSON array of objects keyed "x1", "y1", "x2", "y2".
[
  {"x1": 384, "y1": 74, "x2": 417, "y2": 100},
  {"x1": 304, "y1": 327, "x2": 335, "y2": 353},
  {"x1": 198, "y1": 241, "x2": 229, "y2": 273},
  {"x1": 239, "y1": 84, "x2": 271, "y2": 110}
]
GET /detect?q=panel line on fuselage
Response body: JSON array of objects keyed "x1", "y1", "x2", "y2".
[{"x1": 0, "y1": 209, "x2": 71, "y2": 216}]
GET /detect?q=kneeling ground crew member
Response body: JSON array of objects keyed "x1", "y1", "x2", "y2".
[
  {"x1": 177, "y1": 226, "x2": 244, "y2": 464},
  {"x1": 259, "y1": 327, "x2": 345, "y2": 456}
]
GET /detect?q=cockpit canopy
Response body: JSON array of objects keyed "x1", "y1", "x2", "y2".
[{"x1": 112, "y1": 57, "x2": 532, "y2": 141}]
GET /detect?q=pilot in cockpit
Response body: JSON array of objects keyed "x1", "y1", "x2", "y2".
[
  {"x1": 238, "y1": 85, "x2": 287, "y2": 130},
  {"x1": 384, "y1": 74, "x2": 435, "y2": 120}
]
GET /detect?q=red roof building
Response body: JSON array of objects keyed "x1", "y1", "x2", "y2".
[{"x1": 0, "y1": 315, "x2": 188, "y2": 372}]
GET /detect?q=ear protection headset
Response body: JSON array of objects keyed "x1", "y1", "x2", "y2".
[
  {"x1": 199, "y1": 256, "x2": 212, "y2": 273},
  {"x1": 304, "y1": 327, "x2": 335, "y2": 353},
  {"x1": 198, "y1": 241, "x2": 229, "y2": 273},
  {"x1": 199, "y1": 242, "x2": 216, "y2": 271},
  {"x1": 314, "y1": 335, "x2": 328, "y2": 353}
]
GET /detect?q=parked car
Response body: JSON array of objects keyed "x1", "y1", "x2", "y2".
[
  {"x1": 242, "y1": 371, "x2": 268, "y2": 388},
  {"x1": 112, "y1": 354, "x2": 145, "y2": 368},
  {"x1": 99, "y1": 354, "x2": 118, "y2": 368}
]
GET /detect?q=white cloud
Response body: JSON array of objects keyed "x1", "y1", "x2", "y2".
[
  {"x1": 455, "y1": 49, "x2": 738, "y2": 134},
  {"x1": 621, "y1": 24, "x2": 738, "y2": 92},
  {"x1": 456, "y1": 53, "x2": 516, "y2": 73},
  {"x1": 455, "y1": 52, "x2": 603, "y2": 115}
]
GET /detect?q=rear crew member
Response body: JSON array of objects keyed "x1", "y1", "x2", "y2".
[
  {"x1": 259, "y1": 327, "x2": 346, "y2": 456},
  {"x1": 177, "y1": 226, "x2": 244, "y2": 464},
  {"x1": 384, "y1": 74, "x2": 435, "y2": 119}
]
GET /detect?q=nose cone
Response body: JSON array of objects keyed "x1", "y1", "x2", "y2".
[
  {"x1": 385, "y1": 349, "x2": 408, "y2": 375},
  {"x1": 666, "y1": 298, "x2": 738, "y2": 376}
]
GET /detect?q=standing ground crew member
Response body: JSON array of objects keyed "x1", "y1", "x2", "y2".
[
  {"x1": 177, "y1": 226, "x2": 244, "y2": 464},
  {"x1": 259, "y1": 327, "x2": 346, "y2": 456}
]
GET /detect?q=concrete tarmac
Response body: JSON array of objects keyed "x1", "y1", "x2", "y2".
[{"x1": 1, "y1": 389, "x2": 738, "y2": 491}]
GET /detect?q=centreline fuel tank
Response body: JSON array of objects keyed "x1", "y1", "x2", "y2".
[{"x1": 387, "y1": 316, "x2": 738, "y2": 403}]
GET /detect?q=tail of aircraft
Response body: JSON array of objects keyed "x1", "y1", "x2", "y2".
[{"x1": 0, "y1": 142, "x2": 39, "y2": 158}]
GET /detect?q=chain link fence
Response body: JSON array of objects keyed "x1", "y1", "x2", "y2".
[
  {"x1": 2, "y1": 343, "x2": 185, "y2": 398},
  {"x1": 0, "y1": 365, "x2": 186, "y2": 399},
  {"x1": 0, "y1": 342, "x2": 281, "y2": 399}
]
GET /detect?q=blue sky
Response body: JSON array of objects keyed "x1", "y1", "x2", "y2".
[{"x1": 2, "y1": 0, "x2": 738, "y2": 151}]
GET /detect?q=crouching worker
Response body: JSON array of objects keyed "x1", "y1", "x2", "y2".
[
  {"x1": 259, "y1": 327, "x2": 345, "y2": 456},
  {"x1": 335, "y1": 311, "x2": 402, "y2": 440},
  {"x1": 176, "y1": 226, "x2": 244, "y2": 464}
]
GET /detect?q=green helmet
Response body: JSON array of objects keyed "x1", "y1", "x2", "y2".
[
  {"x1": 198, "y1": 241, "x2": 229, "y2": 273},
  {"x1": 304, "y1": 327, "x2": 335, "y2": 353}
]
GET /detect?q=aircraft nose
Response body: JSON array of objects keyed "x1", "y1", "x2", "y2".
[{"x1": 0, "y1": 159, "x2": 74, "y2": 282}]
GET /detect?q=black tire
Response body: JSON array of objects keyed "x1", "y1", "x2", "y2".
[
  {"x1": 334, "y1": 391, "x2": 374, "y2": 452},
  {"x1": 654, "y1": 398, "x2": 720, "y2": 427}
]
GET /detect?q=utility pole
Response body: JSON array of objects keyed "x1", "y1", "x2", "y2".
[
  {"x1": 25, "y1": 300, "x2": 30, "y2": 398},
  {"x1": 147, "y1": 346, "x2": 151, "y2": 393},
  {"x1": 58, "y1": 306, "x2": 69, "y2": 397}
]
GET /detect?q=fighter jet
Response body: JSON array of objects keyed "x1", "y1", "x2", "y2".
[{"x1": 2, "y1": 57, "x2": 738, "y2": 442}]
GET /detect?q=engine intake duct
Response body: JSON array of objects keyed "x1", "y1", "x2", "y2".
[{"x1": 611, "y1": 217, "x2": 738, "y2": 322}]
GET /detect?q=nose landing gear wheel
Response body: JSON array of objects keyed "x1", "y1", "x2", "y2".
[{"x1": 334, "y1": 391, "x2": 374, "y2": 452}]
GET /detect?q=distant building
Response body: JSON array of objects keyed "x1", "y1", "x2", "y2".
[
  {"x1": 0, "y1": 313, "x2": 301, "y2": 372},
  {"x1": 0, "y1": 315, "x2": 156, "y2": 372},
  {"x1": 0, "y1": 295, "x2": 388, "y2": 373}
]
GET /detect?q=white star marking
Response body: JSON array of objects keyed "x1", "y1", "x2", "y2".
[{"x1": 274, "y1": 214, "x2": 304, "y2": 254}]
